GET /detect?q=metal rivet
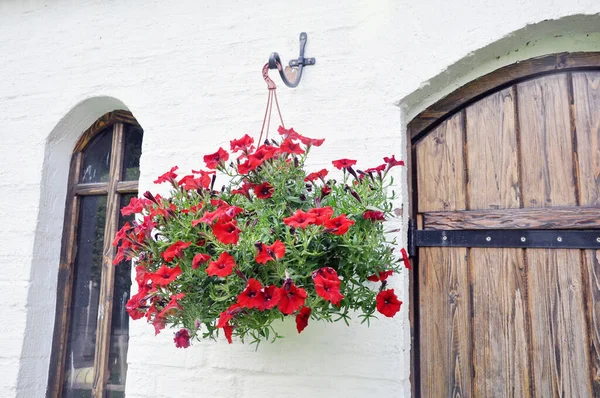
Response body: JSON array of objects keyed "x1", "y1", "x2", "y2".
[
  {"x1": 442, "y1": 236, "x2": 448, "y2": 241},
  {"x1": 521, "y1": 237, "x2": 526, "y2": 242},
  {"x1": 486, "y1": 237, "x2": 491, "y2": 242},
  {"x1": 557, "y1": 237, "x2": 563, "y2": 242}
]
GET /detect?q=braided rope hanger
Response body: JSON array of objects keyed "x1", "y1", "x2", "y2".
[{"x1": 258, "y1": 63, "x2": 286, "y2": 145}]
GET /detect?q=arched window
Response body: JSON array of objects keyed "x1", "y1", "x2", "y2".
[{"x1": 48, "y1": 110, "x2": 143, "y2": 398}]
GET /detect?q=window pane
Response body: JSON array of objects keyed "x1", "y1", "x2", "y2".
[
  {"x1": 107, "y1": 194, "x2": 135, "y2": 392},
  {"x1": 122, "y1": 125, "x2": 143, "y2": 181},
  {"x1": 62, "y1": 195, "x2": 107, "y2": 397},
  {"x1": 81, "y1": 129, "x2": 113, "y2": 183}
]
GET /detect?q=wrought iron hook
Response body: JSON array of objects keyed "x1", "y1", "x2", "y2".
[{"x1": 268, "y1": 32, "x2": 316, "y2": 88}]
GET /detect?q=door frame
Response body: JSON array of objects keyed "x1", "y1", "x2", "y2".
[{"x1": 406, "y1": 51, "x2": 600, "y2": 397}]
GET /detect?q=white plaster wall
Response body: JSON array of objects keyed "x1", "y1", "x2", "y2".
[{"x1": 1, "y1": 1, "x2": 600, "y2": 397}]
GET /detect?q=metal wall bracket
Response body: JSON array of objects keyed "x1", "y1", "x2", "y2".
[
  {"x1": 268, "y1": 32, "x2": 316, "y2": 88},
  {"x1": 413, "y1": 228, "x2": 600, "y2": 250}
]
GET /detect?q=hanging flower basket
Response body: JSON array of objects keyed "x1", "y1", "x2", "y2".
[{"x1": 114, "y1": 127, "x2": 409, "y2": 348}]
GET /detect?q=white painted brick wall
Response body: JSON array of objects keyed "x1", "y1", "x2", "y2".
[{"x1": 1, "y1": 1, "x2": 600, "y2": 397}]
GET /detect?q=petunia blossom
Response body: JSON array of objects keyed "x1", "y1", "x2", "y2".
[
  {"x1": 255, "y1": 240, "x2": 286, "y2": 264},
  {"x1": 283, "y1": 209, "x2": 316, "y2": 229},
  {"x1": 206, "y1": 252, "x2": 236, "y2": 277},
  {"x1": 260, "y1": 285, "x2": 280, "y2": 310},
  {"x1": 304, "y1": 169, "x2": 328, "y2": 182},
  {"x1": 332, "y1": 158, "x2": 357, "y2": 170},
  {"x1": 230, "y1": 134, "x2": 255, "y2": 153},
  {"x1": 121, "y1": 197, "x2": 149, "y2": 216},
  {"x1": 313, "y1": 276, "x2": 344, "y2": 305},
  {"x1": 223, "y1": 322, "x2": 233, "y2": 344},
  {"x1": 383, "y1": 155, "x2": 405, "y2": 169},
  {"x1": 254, "y1": 182, "x2": 274, "y2": 199},
  {"x1": 400, "y1": 248, "x2": 412, "y2": 270},
  {"x1": 279, "y1": 138, "x2": 305, "y2": 155},
  {"x1": 324, "y1": 214, "x2": 355, "y2": 235},
  {"x1": 157, "y1": 292, "x2": 186, "y2": 318},
  {"x1": 307, "y1": 206, "x2": 334, "y2": 226},
  {"x1": 154, "y1": 166, "x2": 179, "y2": 184},
  {"x1": 212, "y1": 219, "x2": 241, "y2": 245},
  {"x1": 174, "y1": 328, "x2": 191, "y2": 348},
  {"x1": 217, "y1": 303, "x2": 243, "y2": 328},
  {"x1": 298, "y1": 135, "x2": 325, "y2": 147},
  {"x1": 363, "y1": 210, "x2": 386, "y2": 221},
  {"x1": 376, "y1": 289, "x2": 402, "y2": 317},
  {"x1": 126, "y1": 286, "x2": 149, "y2": 320},
  {"x1": 204, "y1": 147, "x2": 229, "y2": 169},
  {"x1": 276, "y1": 281, "x2": 307, "y2": 315},
  {"x1": 148, "y1": 264, "x2": 182, "y2": 286},
  {"x1": 192, "y1": 253, "x2": 211, "y2": 270},
  {"x1": 112, "y1": 222, "x2": 132, "y2": 247},
  {"x1": 237, "y1": 278, "x2": 265, "y2": 309},
  {"x1": 367, "y1": 270, "x2": 394, "y2": 282},
  {"x1": 295, "y1": 306, "x2": 311, "y2": 333},
  {"x1": 162, "y1": 241, "x2": 192, "y2": 262}
]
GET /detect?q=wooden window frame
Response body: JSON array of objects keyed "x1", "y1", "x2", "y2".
[
  {"x1": 406, "y1": 52, "x2": 600, "y2": 398},
  {"x1": 47, "y1": 110, "x2": 141, "y2": 397}
]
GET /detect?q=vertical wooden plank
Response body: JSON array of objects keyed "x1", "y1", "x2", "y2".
[
  {"x1": 48, "y1": 152, "x2": 83, "y2": 398},
  {"x1": 92, "y1": 123, "x2": 124, "y2": 397},
  {"x1": 470, "y1": 248, "x2": 530, "y2": 397},
  {"x1": 583, "y1": 250, "x2": 600, "y2": 395},
  {"x1": 527, "y1": 249, "x2": 592, "y2": 397},
  {"x1": 573, "y1": 71, "x2": 600, "y2": 396},
  {"x1": 466, "y1": 88, "x2": 520, "y2": 210},
  {"x1": 416, "y1": 112, "x2": 466, "y2": 212},
  {"x1": 572, "y1": 71, "x2": 600, "y2": 206},
  {"x1": 517, "y1": 74, "x2": 577, "y2": 207},
  {"x1": 419, "y1": 247, "x2": 471, "y2": 398}
]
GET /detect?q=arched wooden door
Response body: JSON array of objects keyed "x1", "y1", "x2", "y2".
[{"x1": 408, "y1": 53, "x2": 600, "y2": 397}]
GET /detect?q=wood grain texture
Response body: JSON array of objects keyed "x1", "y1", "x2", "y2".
[
  {"x1": 466, "y1": 88, "x2": 521, "y2": 210},
  {"x1": 517, "y1": 74, "x2": 577, "y2": 208},
  {"x1": 417, "y1": 112, "x2": 466, "y2": 212},
  {"x1": 409, "y1": 52, "x2": 600, "y2": 137},
  {"x1": 74, "y1": 182, "x2": 109, "y2": 196},
  {"x1": 419, "y1": 247, "x2": 472, "y2": 398},
  {"x1": 573, "y1": 72, "x2": 600, "y2": 206},
  {"x1": 471, "y1": 248, "x2": 530, "y2": 397},
  {"x1": 527, "y1": 249, "x2": 591, "y2": 397},
  {"x1": 116, "y1": 180, "x2": 139, "y2": 194},
  {"x1": 73, "y1": 110, "x2": 139, "y2": 153},
  {"x1": 582, "y1": 250, "x2": 600, "y2": 395},
  {"x1": 92, "y1": 123, "x2": 125, "y2": 397},
  {"x1": 48, "y1": 152, "x2": 82, "y2": 398},
  {"x1": 422, "y1": 206, "x2": 600, "y2": 230}
]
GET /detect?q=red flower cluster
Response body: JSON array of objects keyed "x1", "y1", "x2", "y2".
[{"x1": 283, "y1": 207, "x2": 354, "y2": 235}]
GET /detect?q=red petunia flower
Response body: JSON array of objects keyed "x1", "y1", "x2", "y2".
[
  {"x1": 112, "y1": 222, "x2": 132, "y2": 246},
  {"x1": 283, "y1": 209, "x2": 316, "y2": 228},
  {"x1": 223, "y1": 322, "x2": 233, "y2": 344},
  {"x1": 277, "y1": 282, "x2": 307, "y2": 315},
  {"x1": 237, "y1": 278, "x2": 265, "y2": 309},
  {"x1": 363, "y1": 210, "x2": 386, "y2": 221},
  {"x1": 400, "y1": 248, "x2": 411, "y2": 270},
  {"x1": 157, "y1": 292, "x2": 186, "y2": 318},
  {"x1": 178, "y1": 171, "x2": 213, "y2": 190},
  {"x1": 135, "y1": 265, "x2": 151, "y2": 289},
  {"x1": 232, "y1": 181, "x2": 253, "y2": 198},
  {"x1": 321, "y1": 185, "x2": 331, "y2": 197},
  {"x1": 149, "y1": 264, "x2": 182, "y2": 286},
  {"x1": 162, "y1": 241, "x2": 192, "y2": 262},
  {"x1": 192, "y1": 253, "x2": 211, "y2": 270},
  {"x1": 247, "y1": 145, "x2": 278, "y2": 170},
  {"x1": 324, "y1": 214, "x2": 355, "y2": 235},
  {"x1": 383, "y1": 155, "x2": 405, "y2": 169},
  {"x1": 304, "y1": 169, "x2": 328, "y2": 182},
  {"x1": 295, "y1": 306, "x2": 311, "y2": 333},
  {"x1": 255, "y1": 240, "x2": 286, "y2": 264},
  {"x1": 279, "y1": 138, "x2": 305, "y2": 155},
  {"x1": 254, "y1": 182, "x2": 274, "y2": 199},
  {"x1": 217, "y1": 303, "x2": 243, "y2": 328},
  {"x1": 260, "y1": 285, "x2": 280, "y2": 310},
  {"x1": 364, "y1": 164, "x2": 386, "y2": 173},
  {"x1": 298, "y1": 135, "x2": 325, "y2": 147},
  {"x1": 126, "y1": 286, "x2": 149, "y2": 320},
  {"x1": 312, "y1": 266, "x2": 339, "y2": 282},
  {"x1": 230, "y1": 134, "x2": 255, "y2": 153},
  {"x1": 313, "y1": 276, "x2": 344, "y2": 305},
  {"x1": 153, "y1": 316, "x2": 166, "y2": 335},
  {"x1": 206, "y1": 252, "x2": 236, "y2": 277},
  {"x1": 376, "y1": 289, "x2": 402, "y2": 317},
  {"x1": 277, "y1": 126, "x2": 301, "y2": 140},
  {"x1": 121, "y1": 197, "x2": 149, "y2": 216},
  {"x1": 367, "y1": 270, "x2": 394, "y2": 282},
  {"x1": 174, "y1": 328, "x2": 191, "y2": 348},
  {"x1": 212, "y1": 219, "x2": 241, "y2": 245},
  {"x1": 332, "y1": 158, "x2": 357, "y2": 170},
  {"x1": 308, "y1": 206, "x2": 334, "y2": 226},
  {"x1": 204, "y1": 147, "x2": 229, "y2": 169},
  {"x1": 154, "y1": 166, "x2": 178, "y2": 184}
]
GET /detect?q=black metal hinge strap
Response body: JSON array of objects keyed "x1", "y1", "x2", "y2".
[{"x1": 414, "y1": 229, "x2": 600, "y2": 250}]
